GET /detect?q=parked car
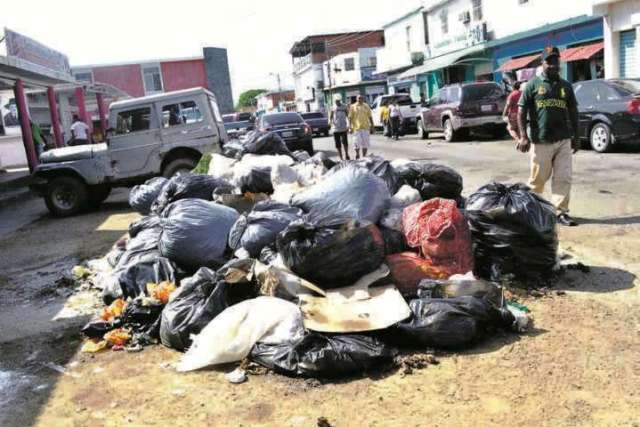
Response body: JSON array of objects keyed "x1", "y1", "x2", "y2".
[
  {"x1": 300, "y1": 112, "x2": 330, "y2": 136},
  {"x1": 417, "y1": 82, "x2": 507, "y2": 142},
  {"x1": 223, "y1": 112, "x2": 255, "y2": 138},
  {"x1": 573, "y1": 78, "x2": 640, "y2": 153},
  {"x1": 256, "y1": 112, "x2": 313, "y2": 155},
  {"x1": 31, "y1": 88, "x2": 227, "y2": 217},
  {"x1": 371, "y1": 94, "x2": 419, "y2": 133}
]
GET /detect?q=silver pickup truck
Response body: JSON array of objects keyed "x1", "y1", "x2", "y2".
[{"x1": 31, "y1": 88, "x2": 227, "y2": 216}]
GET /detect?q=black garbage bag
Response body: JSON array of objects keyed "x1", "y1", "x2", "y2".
[
  {"x1": 417, "y1": 278, "x2": 503, "y2": 307},
  {"x1": 81, "y1": 320, "x2": 114, "y2": 339},
  {"x1": 237, "y1": 166, "x2": 274, "y2": 194},
  {"x1": 394, "y1": 296, "x2": 514, "y2": 349},
  {"x1": 250, "y1": 332, "x2": 397, "y2": 378},
  {"x1": 160, "y1": 260, "x2": 258, "y2": 351},
  {"x1": 291, "y1": 165, "x2": 390, "y2": 223},
  {"x1": 334, "y1": 156, "x2": 399, "y2": 194},
  {"x1": 243, "y1": 131, "x2": 292, "y2": 156},
  {"x1": 394, "y1": 162, "x2": 463, "y2": 201},
  {"x1": 222, "y1": 140, "x2": 246, "y2": 159},
  {"x1": 228, "y1": 201, "x2": 303, "y2": 257},
  {"x1": 276, "y1": 218, "x2": 385, "y2": 289},
  {"x1": 151, "y1": 174, "x2": 230, "y2": 213},
  {"x1": 129, "y1": 177, "x2": 168, "y2": 215},
  {"x1": 128, "y1": 215, "x2": 161, "y2": 238},
  {"x1": 258, "y1": 245, "x2": 278, "y2": 265},
  {"x1": 117, "y1": 256, "x2": 179, "y2": 301},
  {"x1": 120, "y1": 298, "x2": 164, "y2": 336},
  {"x1": 379, "y1": 226, "x2": 411, "y2": 255},
  {"x1": 465, "y1": 182, "x2": 558, "y2": 281},
  {"x1": 158, "y1": 199, "x2": 239, "y2": 271}
]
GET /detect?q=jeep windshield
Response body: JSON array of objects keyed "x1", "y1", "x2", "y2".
[{"x1": 462, "y1": 84, "x2": 504, "y2": 101}]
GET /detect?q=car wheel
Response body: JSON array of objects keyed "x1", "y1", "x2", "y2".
[
  {"x1": 162, "y1": 158, "x2": 197, "y2": 178},
  {"x1": 590, "y1": 123, "x2": 612, "y2": 153},
  {"x1": 443, "y1": 118, "x2": 458, "y2": 142},
  {"x1": 88, "y1": 185, "x2": 112, "y2": 207},
  {"x1": 417, "y1": 120, "x2": 429, "y2": 140},
  {"x1": 45, "y1": 176, "x2": 88, "y2": 217}
]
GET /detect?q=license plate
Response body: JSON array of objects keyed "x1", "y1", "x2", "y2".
[
  {"x1": 282, "y1": 131, "x2": 294, "y2": 137},
  {"x1": 312, "y1": 128, "x2": 319, "y2": 131},
  {"x1": 481, "y1": 104, "x2": 493, "y2": 112}
]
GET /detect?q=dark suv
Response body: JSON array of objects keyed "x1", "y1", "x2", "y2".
[
  {"x1": 417, "y1": 82, "x2": 506, "y2": 142},
  {"x1": 256, "y1": 112, "x2": 314, "y2": 154}
]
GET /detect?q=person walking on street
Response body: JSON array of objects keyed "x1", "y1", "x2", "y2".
[
  {"x1": 389, "y1": 101, "x2": 403, "y2": 140},
  {"x1": 503, "y1": 81, "x2": 522, "y2": 140},
  {"x1": 379, "y1": 103, "x2": 390, "y2": 138},
  {"x1": 30, "y1": 120, "x2": 47, "y2": 158},
  {"x1": 348, "y1": 95, "x2": 374, "y2": 159},
  {"x1": 69, "y1": 114, "x2": 90, "y2": 146},
  {"x1": 517, "y1": 46, "x2": 580, "y2": 227},
  {"x1": 329, "y1": 98, "x2": 350, "y2": 160}
]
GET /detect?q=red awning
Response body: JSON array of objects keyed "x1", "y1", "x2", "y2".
[
  {"x1": 560, "y1": 41, "x2": 604, "y2": 62},
  {"x1": 497, "y1": 54, "x2": 541, "y2": 72}
]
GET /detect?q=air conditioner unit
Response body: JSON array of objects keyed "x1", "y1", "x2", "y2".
[{"x1": 459, "y1": 11, "x2": 471, "y2": 23}]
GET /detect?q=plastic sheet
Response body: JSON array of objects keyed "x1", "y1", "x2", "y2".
[
  {"x1": 276, "y1": 218, "x2": 385, "y2": 289},
  {"x1": 250, "y1": 332, "x2": 397, "y2": 378},
  {"x1": 291, "y1": 165, "x2": 390, "y2": 223},
  {"x1": 129, "y1": 177, "x2": 168, "y2": 215},
  {"x1": 228, "y1": 201, "x2": 303, "y2": 257},
  {"x1": 465, "y1": 182, "x2": 558, "y2": 281},
  {"x1": 158, "y1": 199, "x2": 239, "y2": 270}
]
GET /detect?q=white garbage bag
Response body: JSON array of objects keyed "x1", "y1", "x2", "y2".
[
  {"x1": 176, "y1": 296, "x2": 303, "y2": 372},
  {"x1": 390, "y1": 185, "x2": 421, "y2": 209},
  {"x1": 208, "y1": 154, "x2": 237, "y2": 181}
]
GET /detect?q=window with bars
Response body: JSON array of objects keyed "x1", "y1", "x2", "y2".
[
  {"x1": 344, "y1": 57, "x2": 355, "y2": 71},
  {"x1": 142, "y1": 66, "x2": 163, "y2": 94}
]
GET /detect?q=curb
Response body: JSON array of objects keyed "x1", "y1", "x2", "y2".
[{"x1": 0, "y1": 187, "x2": 35, "y2": 209}]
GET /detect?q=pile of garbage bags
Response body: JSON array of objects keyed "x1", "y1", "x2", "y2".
[{"x1": 79, "y1": 133, "x2": 549, "y2": 380}]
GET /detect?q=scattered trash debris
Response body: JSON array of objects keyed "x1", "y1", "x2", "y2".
[{"x1": 225, "y1": 368, "x2": 248, "y2": 384}]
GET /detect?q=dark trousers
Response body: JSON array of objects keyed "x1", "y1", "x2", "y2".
[
  {"x1": 390, "y1": 116, "x2": 401, "y2": 139},
  {"x1": 333, "y1": 131, "x2": 348, "y2": 150}
]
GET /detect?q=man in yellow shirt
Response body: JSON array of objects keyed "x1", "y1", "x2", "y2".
[
  {"x1": 348, "y1": 95, "x2": 374, "y2": 159},
  {"x1": 379, "y1": 104, "x2": 390, "y2": 138}
]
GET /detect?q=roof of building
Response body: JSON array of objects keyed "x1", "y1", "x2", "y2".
[
  {"x1": 289, "y1": 31, "x2": 383, "y2": 55},
  {"x1": 71, "y1": 55, "x2": 206, "y2": 70},
  {"x1": 109, "y1": 87, "x2": 213, "y2": 109},
  {"x1": 382, "y1": 6, "x2": 424, "y2": 29}
]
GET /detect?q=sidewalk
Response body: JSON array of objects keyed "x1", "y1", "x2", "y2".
[{"x1": 0, "y1": 167, "x2": 33, "y2": 208}]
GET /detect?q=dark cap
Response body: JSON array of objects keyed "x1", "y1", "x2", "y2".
[{"x1": 541, "y1": 46, "x2": 560, "y2": 61}]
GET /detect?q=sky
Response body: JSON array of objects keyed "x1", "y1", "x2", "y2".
[{"x1": 2, "y1": 0, "x2": 422, "y2": 102}]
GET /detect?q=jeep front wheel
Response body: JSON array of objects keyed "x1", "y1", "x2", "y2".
[
  {"x1": 162, "y1": 158, "x2": 197, "y2": 178},
  {"x1": 45, "y1": 176, "x2": 88, "y2": 217}
]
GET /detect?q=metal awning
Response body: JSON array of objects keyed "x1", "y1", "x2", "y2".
[
  {"x1": 398, "y1": 44, "x2": 487, "y2": 80},
  {"x1": 0, "y1": 55, "x2": 75, "y2": 90},
  {"x1": 497, "y1": 54, "x2": 541, "y2": 72},
  {"x1": 560, "y1": 41, "x2": 604, "y2": 62}
]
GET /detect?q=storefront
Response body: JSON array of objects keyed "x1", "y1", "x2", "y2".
[
  {"x1": 593, "y1": 0, "x2": 640, "y2": 79},
  {"x1": 323, "y1": 81, "x2": 387, "y2": 106},
  {"x1": 490, "y1": 16, "x2": 604, "y2": 84}
]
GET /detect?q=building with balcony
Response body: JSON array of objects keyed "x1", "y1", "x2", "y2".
[
  {"x1": 290, "y1": 31, "x2": 385, "y2": 112},
  {"x1": 322, "y1": 48, "x2": 387, "y2": 106},
  {"x1": 593, "y1": 0, "x2": 640, "y2": 79}
]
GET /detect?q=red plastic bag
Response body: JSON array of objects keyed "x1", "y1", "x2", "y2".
[
  {"x1": 401, "y1": 198, "x2": 473, "y2": 275},
  {"x1": 386, "y1": 252, "x2": 449, "y2": 296}
]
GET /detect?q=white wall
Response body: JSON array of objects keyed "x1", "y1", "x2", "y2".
[
  {"x1": 425, "y1": 0, "x2": 479, "y2": 57},
  {"x1": 484, "y1": 0, "x2": 593, "y2": 40},
  {"x1": 294, "y1": 64, "x2": 324, "y2": 112},
  {"x1": 323, "y1": 48, "x2": 379, "y2": 87},
  {"x1": 377, "y1": 8, "x2": 428, "y2": 73},
  {"x1": 595, "y1": 0, "x2": 640, "y2": 78}
]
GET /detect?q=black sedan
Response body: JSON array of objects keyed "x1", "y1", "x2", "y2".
[
  {"x1": 573, "y1": 79, "x2": 640, "y2": 152},
  {"x1": 300, "y1": 112, "x2": 330, "y2": 136},
  {"x1": 257, "y1": 112, "x2": 314, "y2": 155}
]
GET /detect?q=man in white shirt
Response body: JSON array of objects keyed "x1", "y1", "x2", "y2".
[
  {"x1": 389, "y1": 101, "x2": 403, "y2": 141},
  {"x1": 69, "y1": 114, "x2": 90, "y2": 146}
]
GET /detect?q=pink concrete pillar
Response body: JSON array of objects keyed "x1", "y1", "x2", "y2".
[
  {"x1": 74, "y1": 86, "x2": 93, "y2": 142},
  {"x1": 47, "y1": 87, "x2": 64, "y2": 148},
  {"x1": 96, "y1": 93, "x2": 108, "y2": 138},
  {"x1": 14, "y1": 79, "x2": 38, "y2": 172}
]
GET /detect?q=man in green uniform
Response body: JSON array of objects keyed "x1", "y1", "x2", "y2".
[{"x1": 517, "y1": 46, "x2": 580, "y2": 226}]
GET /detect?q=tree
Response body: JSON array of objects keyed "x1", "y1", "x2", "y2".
[{"x1": 236, "y1": 89, "x2": 267, "y2": 110}]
